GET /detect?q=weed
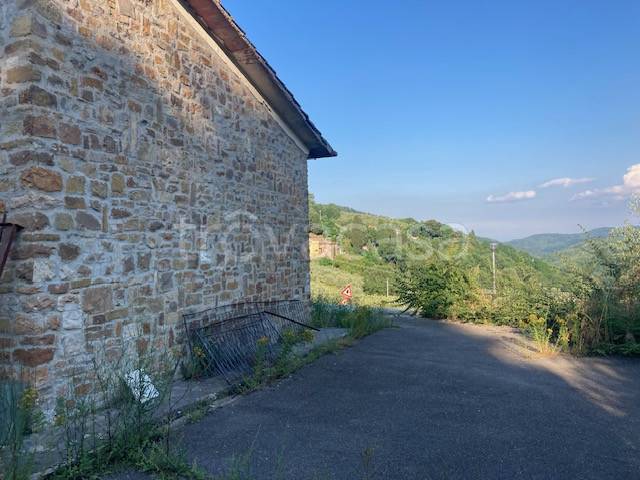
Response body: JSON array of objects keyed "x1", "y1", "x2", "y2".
[
  {"x1": 186, "y1": 405, "x2": 209, "y2": 424},
  {"x1": 131, "y1": 442, "x2": 209, "y2": 480},
  {"x1": 234, "y1": 300, "x2": 390, "y2": 393},
  {"x1": 311, "y1": 298, "x2": 392, "y2": 338},
  {"x1": 47, "y1": 327, "x2": 203, "y2": 480},
  {"x1": 0, "y1": 381, "x2": 38, "y2": 480},
  {"x1": 521, "y1": 314, "x2": 559, "y2": 355},
  {"x1": 182, "y1": 344, "x2": 209, "y2": 380}
]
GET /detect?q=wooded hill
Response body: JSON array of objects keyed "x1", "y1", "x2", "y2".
[
  {"x1": 506, "y1": 228, "x2": 612, "y2": 258},
  {"x1": 308, "y1": 196, "x2": 569, "y2": 304}
]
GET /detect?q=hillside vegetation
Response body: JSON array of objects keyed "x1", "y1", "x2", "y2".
[
  {"x1": 310, "y1": 195, "x2": 568, "y2": 301},
  {"x1": 506, "y1": 227, "x2": 611, "y2": 257},
  {"x1": 309, "y1": 195, "x2": 640, "y2": 356}
]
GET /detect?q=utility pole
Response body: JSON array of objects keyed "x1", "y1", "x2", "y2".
[
  {"x1": 386, "y1": 278, "x2": 390, "y2": 298},
  {"x1": 491, "y1": 242, "x2": 497, "y2": 295}
]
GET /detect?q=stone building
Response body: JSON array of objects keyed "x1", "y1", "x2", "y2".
[
  {"x1": 309, "y1": 234, "x2": 340, "y2": 260},
  {"x1": 0, "y1": 0, "x2": 335, "y2": 410}
]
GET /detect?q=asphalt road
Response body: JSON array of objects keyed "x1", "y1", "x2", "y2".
[{"x1": 113, "y1": 316, "x2": 640, "y2": 479}]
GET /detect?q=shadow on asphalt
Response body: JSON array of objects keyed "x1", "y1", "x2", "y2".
[{"x1": 107, "y1": 316, "x2": 640, "y2": 480}]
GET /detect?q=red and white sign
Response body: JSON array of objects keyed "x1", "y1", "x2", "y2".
[{"x1": 340, "y1": 284, "x2": 353, "y2": 305}]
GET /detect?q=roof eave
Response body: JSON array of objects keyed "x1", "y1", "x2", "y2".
[{"x1": 181, "y1": 0, "x2": 337, "y2": 159}]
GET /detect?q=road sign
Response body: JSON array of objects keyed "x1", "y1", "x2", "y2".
[{"x1": 340, "y1": 284, "x2": 353, "y2": 305}]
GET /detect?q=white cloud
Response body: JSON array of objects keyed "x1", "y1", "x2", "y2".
[
  {"x1": 486, "y1": 190, "x2": 536, "y2": 203},
  {"x1": 539, "y1": 177, "x2": 594, "y2": 188},
  {"x1": 572, "y1": 164, "x2": 640, "y2": 201}
]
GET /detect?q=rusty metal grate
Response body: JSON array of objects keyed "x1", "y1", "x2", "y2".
[
  {"x1": 0, "y1": 214, "x2": 23, "y2": 280},
  {"x1": 183, "y1": 300, "x2": 318, "y2": 385}
]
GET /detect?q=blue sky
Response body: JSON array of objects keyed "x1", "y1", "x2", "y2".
[{"x1": 224, "y1": 0, "x2": 640, "y2": 240}]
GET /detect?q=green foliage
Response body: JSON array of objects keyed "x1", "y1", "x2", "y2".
[
  {"x1": 311, "y1": 256, "x2": 396, "y2": 307},
  {"x1": 522, "y1": 314, "x2": 555, "y2": 354},
  {"x1": 44, "y1": 328, "x2": 211, "y2": 480},
  {"x1": 394, "y1": 200, "x2": 640, "y2": 356},
  {"x1": 181, "y1": 342, "x2": 208, "y2": 380},
  {"x1": 344, "y1": 224, "x2": 368, "y2": 252},
  {"x1": 396, "y1": 260, "x2": 472, "y2": 319},
  {"x1": 308, "y1": 195, "x2": 570, "y2": 310},
  {"x1": 308, "y1": 195, "x2": 343, "y2": 240},
  {"x1": 362, "y1": 266, "x2": 395, "y2": 296},
  {"x1": 310, "y1": 193, "x2": 640, "y2": 356},
  {"x1": 506, "y1": 227, "x2": 612, "y2": 258},
  {"x1": 410, "y1": 219, "x2": 446, "y2": 239},
  {"x1": 311, "y1": 299, "x2": 392, "y2": 338},
  {"x1": 317, "y1": 257, "x2": 333, "y2": 267},
  {"x1": 238, "y1": 327, "x2": 318, "y2": 393},
  {"x1": 130, "y1": 442, "x2": 208, "y2": 480},
  {"x1": 565, "y1": 210, "x2": 640, "y2": 352},
  {"x1": 0, "y1": 382, "x2": 39, "y2": 480}
]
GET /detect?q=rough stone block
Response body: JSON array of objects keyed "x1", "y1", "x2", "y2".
[
  {"x1": 64, "y1": 196, "x2": 86, "y2": 209},
  {"x1": 10, "y1": 151, "x2": 54, "y2": 167},
  {"x1": 117, "y1": 0, "x2": 135, "y2": 17},
  {"x1": 158, "y1": 272, "x2": 173, "y2": 293},
  {"x1": 23, "y1": 115, "x2": 56, "y2": 138},
  {"x1": 22, "y1": 294, "x2": 55, "y2": 313},
  {"x1": 32, "y1": 258, "x2": 55, "y2": 283},
  {"x1": 21, "y1": 334, "x2": 55, "y2": 346},
  {"x1": 75, "y1": 211, "x2": 100, "y2": 231},
  {"x1": 65, "y1": 176, "x2": 86, "y2": 194},
  {"x1": 62, "y1": 332, "x2": 84, "y2": 356},
  {"x1": 62, "y1": 304, "x2": 84, "y2": 330},
  {"x1": 14, "y1": 348, "x2": 54, "y2": 367},
  {"x1": 48, "y1": 283, "x2": 70, "y2": 295},
  {"x1": 59, "y1": 243, "x2": 80, "y2": 261},
  {"x1": 19, "y1": 85, "x2": 57, "y2": 107},
  {"x1": 82, "y1": 286, "x2": 113, "y2": 314},
  {"x1": 20, "y1": 167, "x2": 62, "y2": 192},
  {"x1": 111, "y1": 174, "x2": 125, "y2": 194},
  {"x1": 12, "y1": 212, "x2": 50, "y2": 231},
  {"x1": 54, "y1": 213, "x2": 74, "y2": 231},
  {"x1": 7, "y1": 65, "x2": 42, "y2": 83},
  {"x1": 10, "y1": 14, "x2": 47, "y2": 38},
  {"x1": 59, "y1": 123, "x2": 81, "y2": 145},
  {"x1": 11, "y1": 244, "x2": 54, "y2": 260},
  {"x1": 91, "y1": 180, "x2": 108, "y2": 198},
  {"x1": 111, "y1": 208, "x2": 131, "y2": 219}
]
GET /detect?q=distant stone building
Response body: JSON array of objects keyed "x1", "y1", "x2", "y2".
[
  {"x1": 0, "y1": 0, "x2": 334, "y2": 411},
  {"x1": 309, "y1": 234, "x2": 340, "y2": 260}
]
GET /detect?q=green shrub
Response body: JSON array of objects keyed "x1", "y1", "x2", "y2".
[
  {"x1": 395, "y1": 260, "x2": 472, "y2": 319},
  {"x1": 317, "y1": 257, "x2": 333, "y2": 267},
  {"x1": 362, "y1": 268, "x2": 395, "y2": 296}
]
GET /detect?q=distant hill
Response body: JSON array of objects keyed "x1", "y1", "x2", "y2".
[{"x1": 506, "y1": 228, "x2": 612, "y2": 257}]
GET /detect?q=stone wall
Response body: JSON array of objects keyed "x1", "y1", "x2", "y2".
[
  {"x1": 0, "y1": 0, "x2": 311, "y2": 412},
  {"x1": 309, "y1": 234, "x2": 340, "y2": 260}
]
